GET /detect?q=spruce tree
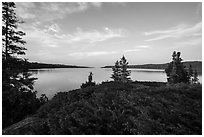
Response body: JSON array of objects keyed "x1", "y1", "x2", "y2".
[
  {"x1": 120, "y1": 56, "x2": 131, "y2": 82},
  {"x1": 165, "y1": 51, "x2": 190, "y2": 83},
  {"x1": 2, "y1": 2, "x2": 44, "y2": 128},
  {"x1": 111, "y1": 60, "x2": 121, "y2": 82},
  {"x1": 2, "y1": 2, "x2": 26, "y2": 59}
]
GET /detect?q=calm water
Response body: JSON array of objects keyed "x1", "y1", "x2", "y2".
[{"x1": 30, "y1": 68, "x2": 202, "y2": 99}]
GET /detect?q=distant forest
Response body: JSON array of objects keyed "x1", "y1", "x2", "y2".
[
  {"x1": 27, "y1": 62, "x2": 91, "y2": 69},
  {"x1": 103, "y1": 61, "x2": 202, "y2": 74}
]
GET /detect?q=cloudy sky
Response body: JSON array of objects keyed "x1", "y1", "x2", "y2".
[{"x1": 15, "y1": 2, "x2": 202, "y2": 67}]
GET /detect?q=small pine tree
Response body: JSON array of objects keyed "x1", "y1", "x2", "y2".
[
  {"x1": 120, "y1": 56, "x2": 131, "y2": 83},
  {"x1": 88, "y1": 72, "x2": 93, "y2": 83},
  {"x1": 165, "y1": 51, "x2": 190, "y2": 84},
  {"x1": 81, "y1": 72, "x2": 96, "y2": 88},
  {"x1": 111, "y1": 60, "x2": 121, "y2": 82},
  {"x1": 111, "y1": 56, "x2": 131, "y2": 83}
]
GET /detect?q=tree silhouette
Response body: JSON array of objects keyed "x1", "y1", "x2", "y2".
[
  {"x1": 2, "y1": 2, "x2": 45, "y2": 128},
  {"x1": 88, "y1": 72, "x2": 93, "y2": 83},
  {"x1": 111, "y1": 60, "x2": 121, "y2": 82},
  {"x1": 111, "y1": 56, "x2": 131, "y2": 83},
  {"x1": 81, "y1": 72, "x2": 96, "y2": 88},
  {"x1": 2, "y1": 2, "x2": 26, "y2": 59},
  {"x1": 165, "y1": 51, "x2": 190, "y2": 83},
  {"x1": 120, "y1": 55, "x2": 131, "y2": 82}
]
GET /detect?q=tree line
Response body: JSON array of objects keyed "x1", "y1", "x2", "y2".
[{"x1": 110, "y1": 52, "x2": 199, "y2": 84}]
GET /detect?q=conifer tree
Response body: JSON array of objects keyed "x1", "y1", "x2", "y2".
[
  {"x1": 165, "y1": 51, "x2": 190, "y2": 83},
  {"x1": 111, "y1": 56, "x2": 131, "y2": 82},
  {"x1": 120, "y1": 56, "x2": 131, "y2": 82},
  {"x1": 2, "y1": 2, "x2": 45, "y2": 128},
  {"x1": 2, "y1": 2, "x2": 26, "y2": 59},
  {"x1": 81, "y1": 72, "x2": 96, "y2": 88},
  {"x1": 111, "y1": 60, "x2": 121, "y2": 82}
]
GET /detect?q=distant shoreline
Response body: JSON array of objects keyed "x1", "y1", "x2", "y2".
[
  {"x1": 102, "y1": 61, "x2": 202, "y2": 74},
  {"x1": 27, "y1": 62, "x2": 92, "y2": 69},
  {"x1": 27, "y1": 61, "x2": 202, "y2": 75}
]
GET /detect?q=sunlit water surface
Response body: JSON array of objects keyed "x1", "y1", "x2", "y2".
[{"x1": 30, "y1": 68, "x2": 202, "y2": 99}]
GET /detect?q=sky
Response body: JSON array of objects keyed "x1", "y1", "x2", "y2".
[{"x1": 15, "y1": 2, "x2": 202, "y2": 67}]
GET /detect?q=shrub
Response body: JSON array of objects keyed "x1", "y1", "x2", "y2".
[{"x1": 36, "y1": 82, "x2": 202, "y2": 135}]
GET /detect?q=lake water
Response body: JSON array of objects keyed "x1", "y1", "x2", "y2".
[{"x1": 30, "y1": 68, "x2": 202, "y2": 99}]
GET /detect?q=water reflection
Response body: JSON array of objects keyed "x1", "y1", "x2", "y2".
[
  {"x1": 30, "y1": 68, "x2": 202, "y2": 99},
  {"x1": 29, "y1": 69, "x2": 56, "y2": 74},
  {"x1": 130, "y1": 69, "x2": 165, "y2": 73}
]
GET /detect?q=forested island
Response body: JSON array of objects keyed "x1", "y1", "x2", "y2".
[
  {"x1": 27, "y1": 62, "x2": 91, "y2": 69},
  {"x1": 102, "y1": 61, "x2": 202, "y2": 74}
]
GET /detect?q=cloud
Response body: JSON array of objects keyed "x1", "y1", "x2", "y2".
[
  {"x1": 68, "y1": 51, "x2": 118, "y2": 57},
  {"x1": 137, "y1": 45, "x2": 150, "y2": 48},
  {"x1": 66, "y1": 27, "x2": 126, "y2": 43},
  {"x1": 21, "y1": 23, "x2": 61, "y2": 48},
  {"x1": 45, "y1": 24, "x2": 61, "y2": 33},
  {"x1": 144, "y1": 22, "x2": 202, "y2": 41},
  {"x1": 15, "y1": 2, "x2": 103, "y2": 21},
  {"x1": 176, "y1": 37, "x2": 201, "y2": 46},
  {"x1": 145, "y1": 35, "x2": 174, "y2": 42},
  {"x1": 15, "y1": 2, "x2": 36, "y2": 19},
  {"x1": 43, "y1": 39, "x2": 58, "y2": 48},
  {"x1": 90, "y1": 2, "x2": 103, "y2": 8},
  {"x1": 144, "y1": 24, "x2": 187, "y2": 36},
  {"x1": 22, "y1": 23, "x2": 126, "y2": 49},
  {"x1": 123, "y1": 45, "x2": 151, "y2": 53},
  {"x1": 124, "y1": 49, "x2": 140, "y2": 53}
]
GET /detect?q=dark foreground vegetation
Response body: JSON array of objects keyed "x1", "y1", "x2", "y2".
[
  {"x1": 2, "y1": 2, "x2": 48, "y2": 129},
  {"x1": 3, "y1": 81, "x2": 202, "y2": 135}
]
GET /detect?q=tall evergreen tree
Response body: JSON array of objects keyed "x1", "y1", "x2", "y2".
[
  {"x1": 2, "y1": 2, "x2": 26, "y2": 59},
  {"x1": 111, "y1": 60, "x2": 121, "y2": 82},
  {"x1": 2, "y1": 2, "x2": 45, "y2": 128},
  {"x1": 165, "y1": 51, "x2": 190, "y2": 83}
]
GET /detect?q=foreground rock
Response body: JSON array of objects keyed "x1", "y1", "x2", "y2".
[{"x1": 2, "y1": 117, "x2": 48, "y2": 135}]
